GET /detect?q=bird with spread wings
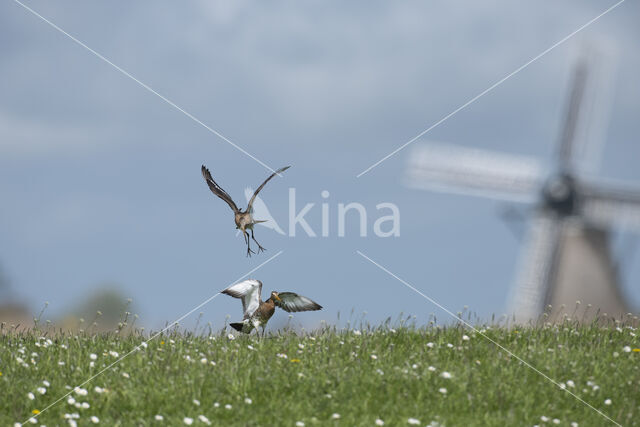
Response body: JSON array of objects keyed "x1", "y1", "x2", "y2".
[
  {"x1": 222, "y1": 279, "x2": 322, "y2": 336},
  {"x1": 201, "y1": 165, "x2": 290, "y2": 256}
]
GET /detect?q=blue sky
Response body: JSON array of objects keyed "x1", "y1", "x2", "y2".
[{"x1": 1, "y1": 1, "x2": 639, "y2": 331}]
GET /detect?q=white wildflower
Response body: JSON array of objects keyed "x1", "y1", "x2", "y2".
[
  {"x1": 67, "y1": 397, "x2": 76, "y2": 405},
  {"x1": 331, "y1": 413, "x2": 340, "y2": 420},
  {"x1": 408, "y1": 418, "x2": 420, "y2": 425},
  {"x1": 375, "y1": 420, "x2": 385, "y2": 426},
  {"x1": 74, "y1": 387, "x2": 88, "y2": 396},
  {"x1": 90, "y1": 354, "x2": 97, "y2": 360},
  {"x1": 440, "y1": 372, "x2": 452, "y2": 379},
  {"x1": 155, "y1": 415, "x2": 164, "y2": 421},
  {"x1": 198, "y1": 415, "x2": 211, "y2": 425},
  {"x1": 353, "y1": 330, "x2": 361, "y2": 336},
  {"x1": 552, "y1": 419, "x2": 560, "y2": 425},
  {"x1": 623, "y1": 346, "x2": 631, "y2": 353},
  {"x1": 37, "y1": 387, "x2": 47, "y2": 395},
  {"x1": 225, "y1": 404, "x2": 232, "y2": 410},
  {"x1": 295, "y1": 422, "x2": 305, "y2": 427},
  {"x1": 43, "y1": 380, "x2": 50, "y2": 387},
  {"x1": 183, "y1": 417, "x2": 193, "y2": 425},
  {"x1": 244, "y1": 397, "x2": 252, "y2": 404},
  {"x1": 94, "y1": 386, "x2": 104, "y2": 394},
  {"x1": 428, "y1": 366, "x2": 436, "y2": 372},
  {"x1": 227, "y1": 334, "x2": 235, "y2": 341},
  {"x1": 439, "y1": 388, "x2": 447, "y2": 394},
  {"x1": 122, "y1": 372, "x2": 130, "y2": 379},
  {"x1": 426, "y1": 342, "x2": 434, "y2": 348},
  {"x1": 604, "y1": 399, "x2": 612, "y2": 405},
  {"x1": 90, "y1": 416, "x2": 99, "y2": 423},
  {"x1": 462, "y1": 335, "x2": 470, "y2": 341},
  {"x1": 371, "y1": 354, "x2": 378, "y2": 360},
  {"x1": 108, "y1": 351, "x2": 119, "y2": 357},
  {"x1": 81, "y1": 402, "x2": 90, "y2": 409},
  {"x1": 27, "y1": 392, "x2": 35, "y2": 400},
  {"x1": 193, "y1": 399, "x2": 200, "y2": 406}
]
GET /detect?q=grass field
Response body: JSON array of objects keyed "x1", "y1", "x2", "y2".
[{"x1": 2, "y1": 320, "x2": 639, "y2": 426}]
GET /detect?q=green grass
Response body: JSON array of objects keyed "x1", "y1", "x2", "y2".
[{"x1": 1, "y1": 321, "x2": 639, "y2": 426}]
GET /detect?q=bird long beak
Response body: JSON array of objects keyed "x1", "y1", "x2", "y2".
[{"x1": 273, "y1": 294, "x2": 282, "y2": 301}]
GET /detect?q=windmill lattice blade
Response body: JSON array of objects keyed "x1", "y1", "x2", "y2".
[
  {"x1": 569, "y1": 44, "x2": 618, "y2": 174},
  {"x1": 557, "y1": 58, "x2": 589, "y2": 172},
  {"x1": 581, "y1": 181, "x2": 640, "y2": 232},
  {"x1": 508, "y1": 211, "x2": 564, "y2": 323},
  {"x1": 406, "y1": 143, "x2": 542, "y2": 202}
]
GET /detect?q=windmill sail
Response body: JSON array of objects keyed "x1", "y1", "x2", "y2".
[
  {"x1": 406, "y1": 143, "x2": 542, "y2": 202},
  {"x1": 508, "y1": 211, "x2": 564, "y2": 323}
]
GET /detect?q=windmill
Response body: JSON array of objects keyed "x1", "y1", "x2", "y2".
[{"x1": 405, "y1": 47, "x2": 640, "y2": 323}]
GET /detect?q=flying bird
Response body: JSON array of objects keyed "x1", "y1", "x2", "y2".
[
  {"x1": 222, "y1": 279, "x2": 322, "y2": 336},
  {"x1": 201, "y1": 165, "x2": 290, "y2": 256},
  {"x1": 242, "y1": 187, "x2": 286, "y2": 235}
]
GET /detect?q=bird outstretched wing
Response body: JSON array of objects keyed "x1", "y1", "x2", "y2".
[
  {"x1": 222, "y1": 279, "x2": 262, "y2": 318},
  {"x1": 246, "y1": 166, "x2": 290, "y2": 213},
  {"x1": 274, "y1": 292, "x2": 322, "y2": 312},
  {"x1": 201, "y1": 165, "x2": 240, "y2": 213}
]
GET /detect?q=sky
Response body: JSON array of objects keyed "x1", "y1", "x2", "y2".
[{"x1": 1, "y1": 0, "x2": 639, "y2": 331}]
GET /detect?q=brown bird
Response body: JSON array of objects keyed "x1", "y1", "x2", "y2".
[
  {"x1": 222, "y1": 279, "x2": 322, "y2": 336},
  {"x1": 201, "y1": 165, "x2": 290, "y2": 256}
]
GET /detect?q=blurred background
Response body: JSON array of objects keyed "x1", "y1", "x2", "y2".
[{"x1": 1, "y1": 1, "x2": 639, "y2": 332}]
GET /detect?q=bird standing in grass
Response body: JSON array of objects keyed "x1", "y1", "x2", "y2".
[
  {"x1": 222, "y1": 279, "x2": 322, "y2": 336},
  {"x1": 201, "y1": 165, "x2": 290, "y2": 256}
]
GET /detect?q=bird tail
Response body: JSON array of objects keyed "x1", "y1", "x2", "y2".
[{"x1": 230, "y1": 322, "x2": 249, "y2": 333}]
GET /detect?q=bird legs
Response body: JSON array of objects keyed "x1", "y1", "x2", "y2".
[
  {"x1": 250, "y1": 228, "x2": 266, "y2": 254},
  {"x1": 240, "y1": 224, "x2": 266, "y2": 257},
  {"x1": 242, "y1": 230, "x2": 256, "y2": 257}
]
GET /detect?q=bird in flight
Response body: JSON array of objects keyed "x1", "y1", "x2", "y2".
[
  {"x1": 201, "y1": 165, "x2": 290, "y2": 256},
  {"x1": 222, "y1": 279, "x2": 322, "y2": 336}
]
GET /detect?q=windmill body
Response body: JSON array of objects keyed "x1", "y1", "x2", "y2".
[{"x1": 406, "y1": 50, "x2": 640, "y2": 323}]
